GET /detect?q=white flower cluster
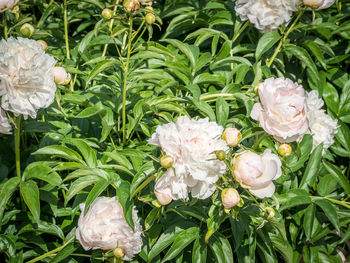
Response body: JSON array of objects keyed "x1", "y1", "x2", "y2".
[
  {"x1": 0, "y1": 0, "x2": 19, "y2": 12},
  {"x1": 76, "y1": 197, "x2": 143, "y2": 261},
  {"x1": 235, "y1": 0, "x2": 300, "y2": 33},
  {"x1": 251, "y1": 78, "x2": 337, "y2": 153},
  {"x1": 0, "y1": 37, "x2": 57, "y2": 129},
  {"x1": 149, "y1": 116, "x2": 229, "y2": 200}
]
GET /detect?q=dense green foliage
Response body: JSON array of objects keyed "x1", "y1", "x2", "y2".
[{"x1": 0, "y1": 0, "x2": 350, "y2": 262}]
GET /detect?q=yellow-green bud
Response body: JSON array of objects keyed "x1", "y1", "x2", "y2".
[
  {"x1": 113, "y1": 247, "x2": 125, "y2": 258},
  {"x1": 278, "y1": 143, "x2": 292, "y2": 157},
  {"x1": 124, "y1": 0, "x2": 140, "y2": 13},
  {"x1": 160, "y1": 155, "x2": 173, "y2": 169},
  {"x1": 145, "y1": 6, "x2": 153, "y2": 12},
  {"x1": 264, "y1": 207, "x2": 275, "y2": 219},
  {"x1": 102, "y1": 8, "x2": 113, "y2": 19},
  {"x1": 222, "y1": 128, "x2": 242, "y2": 147},
  {"x1": 37, "y1": 40, "x2": 48, "y2": 51},
  {"x1": 145, "y1": 13, "x2": 156, "y2": 24},
  {"x1": 20, "y1": 23, "x2": 35, "y2": 38},
  {"x1": 215, "y1": 150, "x2": 226, "y2": 161},
  {"x1": 221, "y1": 188, "x2": 240, "y2": 209}
]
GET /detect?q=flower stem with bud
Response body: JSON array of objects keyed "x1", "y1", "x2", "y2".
[{"x1": 102, "y1": 0, "x2": 120, "y2": 57}]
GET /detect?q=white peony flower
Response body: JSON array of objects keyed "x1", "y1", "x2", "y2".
[
  {"x1": 251, "y1": 77, "x2": 309, "y2": 143},
  {"x1": 0, "y1": 0, "x2": 19, "y2": 12},
  {"x1": 53, "y1": 66, "x2": 71, "y2": 85},
  {"x1": 300, "y1": 90, "x2": 338, "y2": 152},
  {"x1": 232, "y1": 149, "x2": 282, "y2": 198},
  {"x1": 235, "y1": 0, "x2": 300, "y2": 33},
  {"x1": 0, "y1": 37, "x2": 56, "y2": 119},
  {"x1": 76, "y1": 197, "x2": 143, "y2": 261},
  {"x1": 149, "y1": 116, "x2": 229, "y2": 200},
  {"x1": 303, "y1": 0, "x2": 334, "y2": 9},
  {"x1": 0, "y1": 108, "x2": 11, "y2": 134}
]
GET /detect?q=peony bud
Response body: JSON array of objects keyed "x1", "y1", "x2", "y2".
[
  {"x1": 145, "y1": 13, "x2": 155, "y2": 24},
  {"x1": 113, "y1": 247, "x2": 125, "y2": 258},
  {"x1": 155, "y1": 190, "x2": 172, "y2": 205},
  {"x1": 221, "y1": 188, "x2": 240, "y2": 209},
  {"x1": 222, "y1": 128, "x2": 242, "y2": 147},
  {"x1": 20, "y1": 23, "x2": 35, "y2": 38},
  {"x1": 53, "y1": 66, "x2": 71, "y2": 85},
  {"x1": 263, "y1": 207, "x2": 275, "y2": 219},
  {"x1": 303, "y1": 0, "x2": 335, "y2": 9},
  {"x1": 278, "y1": 143, "x2": 292, "y2": 157},
  {"x1": 102, "y1": 8, "x2": 113, "y2": 19},
  {"x1": 145, "y1": 6, "x2": 153, "y2": 12},
  {"x1": 160, "y1": 155, "x2": 173, "y2": 169},
  {"x1": 215, "y1": 150, "x2": 226, "y2": 161},
  {"x1": 124, "y1": 0, "x2": 140, "y2": 13},
  {"x1": 37, "y1": 40, "x2": 48, "y2": 51}
]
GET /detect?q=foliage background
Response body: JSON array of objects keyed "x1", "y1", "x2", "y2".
[{"x1": 0, "y1": 0, "x2": 350, "y2": 262}]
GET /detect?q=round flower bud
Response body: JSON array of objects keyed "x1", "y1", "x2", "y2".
[
  {"x1": 20, "y1": 23, "x2": 35, "y2": 38},
  {"x1": 113, "y1": 247, "x2": 125, "y2": 258},
  {"x1": 102, "y1": 8, "x2": 113, "y2": 19},
  {"x1": 222, "y1": 128, "x2": 242, "y2": 147},
  {"x1": 303, "y1": 0, "x2": 334, "y2": 9},
  {"x1": 278, "y1": 144, "x2": 292, "y2": 157},
  {"x1": 215, "y1": 150, "x2": 226, "y2": 161},
  {"x1": 160, "y1": 155, "x2": 173, "y2": 169},
  {"x1": 53, "y1": 66, "x2": 71, "y2": 85},
  {"x1": 264, "y1": 207, "x2": 275, "y2": 219},
  {"x1": 37, "y1": 40, "x2": 48, "y2": 51},
  {"x1": 221, "y1": 188, "x2": 240, "y2": 209},
  {"x1": 155, "y1": 190, "x2": 172, "y2": 206},
  {"x1": 124, "y1": 0, "x2": 140, "y2": 13},
  {"x1": 145, "y1": 13, "x2": 155, "y2": 24}
]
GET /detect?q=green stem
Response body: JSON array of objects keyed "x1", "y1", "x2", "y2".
[
  {"x1": 102, "y1": 0, "x2": 119, "y2": 57},
  {"x1": 3, "y1": 12, "x2": 8, "y2": 40},
  {"x1": 132, "y1": 172, "x2": 156, "y2": 198},
  {"x1": 200, "y1": 93, "x2": 236, "y2": 100},
  {"x1": 122, "y1": 15, "x2": 133, "y2": 145},
  {"x1": 232, "y1": 21, "x2": 249, "y2": 43},
  {"x1": 27, "y1": 236, "x2": 75, "y2": 263},
  {"x1": 253, "y1": 133, "x2": 269, "y2": 149},
  {"x1": 64, "y1": 0, "x2": 70, "y2": 59},
  {"x1": 267, "y1": 10, "x2": 304, "y2": 68},
  {"x1": 15, "y1": 116, "x2": 21, "y2": 179}
]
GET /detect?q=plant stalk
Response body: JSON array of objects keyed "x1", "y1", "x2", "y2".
[
  {"x1": 102, "y1": 0, "x2": 119, "y2": 57},
  {"x1": 3, "y1": 12, "x2": 8, "y2": 40},
  {"x1": 27, "y1": 236, "x2": 75, "y2": 263},
  {"x1": 64, "y1": 0, "x2": 70, "y2": 59},
  {"x1": 122, "y1": 15, "x2": 133, "y2": 145},
  {"x1": 267, "y1": 10, "x2": 304, "y2": 68},
  {"x1": 15, "y1": 116, "x2": 22, "y2": 179}
]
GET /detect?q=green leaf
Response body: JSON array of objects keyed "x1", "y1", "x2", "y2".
[
  {"x1": 323, "y1": 161, "x2": 350, "y2": 194},
  {"x1": 193, "y1": 100, "x2": 216, "y2": 121},
  {"x1": 83, "y1": 179, "x2": 110, "y2": 215},
  {"x1": 161, "y1": 227, "x2": 200, "y2": 262},
  {"x1": 277, "y1": 189, "x2": 311, "y2": 211},
  {"x1": 20, "y1": 180, "x2": 40, "y2": 222},
  {"x1": 145, "y1": 207, "x2": 160, "y2": 231},
  {"x1": 86, "y1": 59, "x2": 121, "y2": 83},
  {"x1": 51, "y1": 242, "x2": 77, "y2": 263},
  {"x1": 0, "y1": 177, "x2": 20, "y2": 226},
  {"x1": 116, "y1": 181, "x2": 134, "y2": 230},
  {"x1": 303, "y1": 204, "x2": 316, "y2": 241},
  {"x1": 163, "y1": 39, "x2": 196, "y2": 69},
  {"x1": 299, "y1": 143, "x2": 323, "y2": 190},
  {"x1": 22, "y1": 163, "x2": 62, "y2": 186},
  {"x1": 192, "y1": 237, "x2": 207, "y2": 263},
  {"x1": 285, "y1": 45, "x2": 317, "y2": 75},
  {"x1": 65, "y1": 175, "x2": 100, "y2": 205},
  {"x1": 255, "y1": 31, "x2": 281, "y2": 61},
  {"x1": 78, "y1": 31, "x2": 94, "y2": 54},
  {"x1": 0, "y1": 234, "x2": 16, "y2": 258},
  {"x1": 216, "y1": 97, "x2": 229, "y2": 126},
  {"x1": 208, "y1": 233, "x2": 226, "y2": 263},
  {"x1": 64, "y1": 139, "x2": 97, "y2": 168},
  {"x1": 312, "y1": 198, "x2": 339, "y2": 231},
  {"x1": 33, "y1": 145, "x2": 84, "y2": 164}
]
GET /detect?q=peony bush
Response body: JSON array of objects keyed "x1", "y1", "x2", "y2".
[{"x1": 0, "y1": 0, "x2": 349, "y2": 262}]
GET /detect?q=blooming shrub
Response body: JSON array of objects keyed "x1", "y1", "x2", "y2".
[{"x1": 0, "y1": 0, "x2": 349, "y2": 262}]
